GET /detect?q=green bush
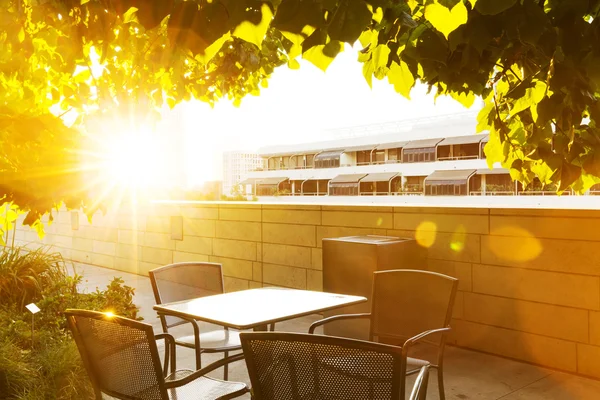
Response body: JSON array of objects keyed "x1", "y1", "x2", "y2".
[{"x1": 0, "y1": 246, "x2": 140, "y2": 399}]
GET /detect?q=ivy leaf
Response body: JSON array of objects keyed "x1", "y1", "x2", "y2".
[
  {"x1": 232, "y1": 4, "x2": 273, "y2": 48},
  {"x1": 474, "y1": 0, "x2": 517, "y2": 15},
  {"x1": 388, "y1": 60, "x2": 414, "y2": 99},
  {"x1": 510, "y1": 80, "x2": 547, "y2": 116},
  {"x1": 424, "y1": 1, "x2": 468, "y2": 39}
]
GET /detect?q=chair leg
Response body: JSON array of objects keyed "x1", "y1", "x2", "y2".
[
  {"x1": 224, "y1": 351, "x2": 229, "y2": 381},
  {"x1": 195, "y1": 348, "x2": 202, "y2": 370},
  {"x1": 437, "y1": 364, "x2": 445, "y2": 400}
]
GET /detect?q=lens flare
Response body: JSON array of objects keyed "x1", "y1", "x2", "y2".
[{"x1": 415, "y1": 221, "x2": 437, "y2": 248}]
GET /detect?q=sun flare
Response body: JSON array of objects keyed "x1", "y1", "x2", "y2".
[{"x1": 101, "y1": 131, "x2": 161, "y2": 188}]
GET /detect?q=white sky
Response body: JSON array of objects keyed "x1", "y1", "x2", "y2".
[{"x1": 163, "y1": 45, "x2": 479, "y2": 185}]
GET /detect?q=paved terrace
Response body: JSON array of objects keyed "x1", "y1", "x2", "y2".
[{"x1": 76, "y1": 262, "x2": 600, "y2": 400}]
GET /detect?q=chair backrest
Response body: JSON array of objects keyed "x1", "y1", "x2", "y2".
[
  {"x1": 370, "y1": 269, "x2": 458, "y2": 346},
  {"x1": 149, "y1": 262, "x2": 224, "y2": 330},
  {"x1": 64, "y1": 309, "x2": 167, "y2": 400},
  {"x1": 241, "y1": 332, "x2": 405, "y2": 400}
]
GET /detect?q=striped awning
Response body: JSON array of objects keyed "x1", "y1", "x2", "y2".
[
  {"x1": 425, "y1": 169, "x2": 476, "y2": 184},
  {"x1": 403, "y1": 138, "x2": 443, "y2": 150},
  {"x1": 377, "y1": 141, "x2": 409, "y2": 150},
  {"x1": 438, "y1": 134, "x2": 488, "y2": 146},
  {"x1": 330, "y1": 174, "x2": 367, "y2": 183},
  {"x1": 476, "y1": 168, "x2": 510, "y2": 175},
  {"x1": 360, "y1": 172, "x2": 399, "y2": 183},
  {"x1": 343, "y1": 144, "x2": 378, "y2": 152},
  {"x1": 314, "y1": 150, "x2": 344, "y2": 162},
  {"x1": 240, "y1": 177, "x2": 288, "y2": 185}
]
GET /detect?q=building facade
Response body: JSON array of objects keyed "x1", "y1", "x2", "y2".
[
  {"x1": 222, "y1": 151, "x2": 264, "y2": 196},
  {"x1": 242, "y1": 114, "x2": 575, "y2": 198}
]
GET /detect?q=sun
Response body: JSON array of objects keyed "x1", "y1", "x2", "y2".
[
  {"x1": 102, "y1": 130, "x2": 161, "y2": 188},
  {"x1": 78, "y1": 118, "x2": 176, "y2": 208}
]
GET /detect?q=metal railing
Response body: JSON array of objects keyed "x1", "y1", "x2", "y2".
[
  {"x1": 469, "y1": 191, "x2": 516, "y2": 196},
  {"x1": 437, "y1": 155, "x2": 479, "y2": 161},
  {"x1": 517, "y1": 190, "x2": 572, "y2": 196},
  {"x1": 359, "y1": 192, "x2": 393, "y2": 196}
]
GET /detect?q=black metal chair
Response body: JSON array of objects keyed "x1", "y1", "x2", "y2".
[
  {"x1": 241, "y1": 331, "x2": 430, "y2": 400},
  {"x1": 149, "y1": 262, "x2": 242, "y2": 380},
  {"x1": 309, "y1": 269, "x2": 458, "y2": 400},
  {"x1": 64, "y1": 309, "x2": 249, "y2": 400}
]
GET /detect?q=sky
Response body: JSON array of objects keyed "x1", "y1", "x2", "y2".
[{"x1": 163, "y1": 44, "x2": 481, "y2": 185}]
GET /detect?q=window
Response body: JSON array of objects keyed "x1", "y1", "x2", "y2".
[
  {"x1": 373, "y1": 150, "x2": 385, "y2": 164},
  {"x1": 356, "y1": 151, "x2": 370, "y2": 165},
  {"x1": 388, "y1": 148, "x2": 400, "y2": 162}
]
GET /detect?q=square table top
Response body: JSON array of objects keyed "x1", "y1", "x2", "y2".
[{"x1": 153, "y1": 287, "x2": 366, "y2": 330}]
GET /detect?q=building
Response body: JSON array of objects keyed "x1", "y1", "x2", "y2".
[
  {"x1": 241, "y1": 113, "x2": 567, "y2": 198},
  {"x1": 222, "y1": 151, "x2": 264, "y2": 196}
]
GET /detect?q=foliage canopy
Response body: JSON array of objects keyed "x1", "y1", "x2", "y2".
[{"x1": 2, "y1": 0, "x2": 600, "y2": 229}]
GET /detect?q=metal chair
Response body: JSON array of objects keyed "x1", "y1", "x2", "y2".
[
  {"x1": 309, "y1": 269, "x2": 458, "y2": 400},
  {"x1": 240, "y1": 331, "x2": 430, "y2": 400},
  {"x1": 64, "y1": 309, "x2": 249, "y2": 400},
  {"x1": 149, "y1": 262, "x2": 242, "y2": 380}
]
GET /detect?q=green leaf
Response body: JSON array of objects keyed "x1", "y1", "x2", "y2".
[
  {"x1": 328, "y1": 0, "x2": 372, "y2": 44},
  {"x1": 474, "y1": 0, "x2": 517, "y2": 15},
  {"x1": 476, "y1": 97, "x2": 495, "y2": 132},
  {"x1": 288, "y1": 58, "x2": 300, "y2": 69},
  {"x1": 424, "y1": 1, "x2": 468, "y2": 39},
  {"x1": 232, "y1": 4, "x2": 273, "y2": 48},
  {"x1": 450, "y1": 90, "x2": 475, "y2": 108},
  {"x1": 484, "y1": 129, "x2": 506, "y2": 168},
  {"x1": 510, "y1": 80, "x2": 547, "y2": 116},
  {"x1": 388, "y1": 60, "x2": 414, "y2": 99},
  {"x1": 122, "y1": 7, "x2": 139, "y2": 24},
  {"x1": 372, "y1": 44, "x2": 390, "y2": 80},
  {"x1": 303, "y1": 41, "x2": 342, "y2": 72},
  {"x1": 557, "y1": 161, "x2": 581, "y2": 192}
]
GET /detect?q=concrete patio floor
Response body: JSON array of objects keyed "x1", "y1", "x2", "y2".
[{"x1": 73, "y1": 262, "x2": 600, "y2": 399}]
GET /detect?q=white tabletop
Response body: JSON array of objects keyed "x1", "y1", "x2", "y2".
[{"x1": 153, "y1": 287, "x2": 366, "y2": 330}]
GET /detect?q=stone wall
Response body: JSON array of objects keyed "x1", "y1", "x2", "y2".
[{"x1": 11, "y1": 202, "x2": 600, "y2": 379}]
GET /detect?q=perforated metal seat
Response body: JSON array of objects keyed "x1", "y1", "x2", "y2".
[
  {"x1": 241, "y1": 332, "x2": 430, "y2": 400},
  {"x1": 65, "y1": 309, "x2": 249, "y2": 400},
  {"x1": 149, "y1": 262, "x2": 243, "y2": 380},
  {"x1": 310, "y1": 269, "x2": 458, "y2": 400},
  {"x1": 164, "y1": 370, "x2": 247, "y2": 400}
]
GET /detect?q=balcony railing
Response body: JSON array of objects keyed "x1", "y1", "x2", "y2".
[
  {"x1": 517, "y1": 190, "x2": 573, "y2": 196},
  {"x1": 469, "y1": 191, "x2": 516, "y2": 196},
  {"x1": 437, "y1": 155, "x2": 479, "y2": 161}
]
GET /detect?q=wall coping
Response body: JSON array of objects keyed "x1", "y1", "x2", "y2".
[{"x1": 151, "y1": 195, "x2": 600, "y2": 211}]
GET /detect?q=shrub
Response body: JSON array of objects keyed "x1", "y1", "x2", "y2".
[{"x1": 0, "y1": 245, "x2": 140, "y2": 399}]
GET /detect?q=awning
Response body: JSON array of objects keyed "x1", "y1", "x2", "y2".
[
  {"x1": 477, "y1": 168, "x2": 510, "y2": 175},
  {"x1": 239, "y1": 178, "x2": 259, "y2": 185},
  {"x1": 240, "y1": 177, "x2": 288, "y2": 185},
  {"x1": 257, "y1": 177, "x2": 288, "y2": 185},
  {"x1": 377, "y1": 141, "x2": 409, "y2": 150},
  {"x1": 403, "y1": 138, "x2": 443, "y2": 150},
  {"x1": 314, "y1": 150, "x2": 344, "y2": 162},
  {"x1": 360, "y1": 172, "x2": 399, "y2": 183},
  {"x1": 481, "y1": 135, "x2": 490, "y2": 143},
  {"x1": 438, "y1": 134, "x2": 488, "y2": 146},
  {"x1": 330, "y1": 174, "x2": 367, "y2": 184},
  {"x1": 425, "y1": 169, "x2": 476, "y2": 184},
  {"x1": 343, "y1": 144, "x2": 378, "y2": 152}
]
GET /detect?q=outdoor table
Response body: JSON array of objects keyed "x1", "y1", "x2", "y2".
[{"x1": 153, "y1": 286, "x2": 366, "y2": 332}]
